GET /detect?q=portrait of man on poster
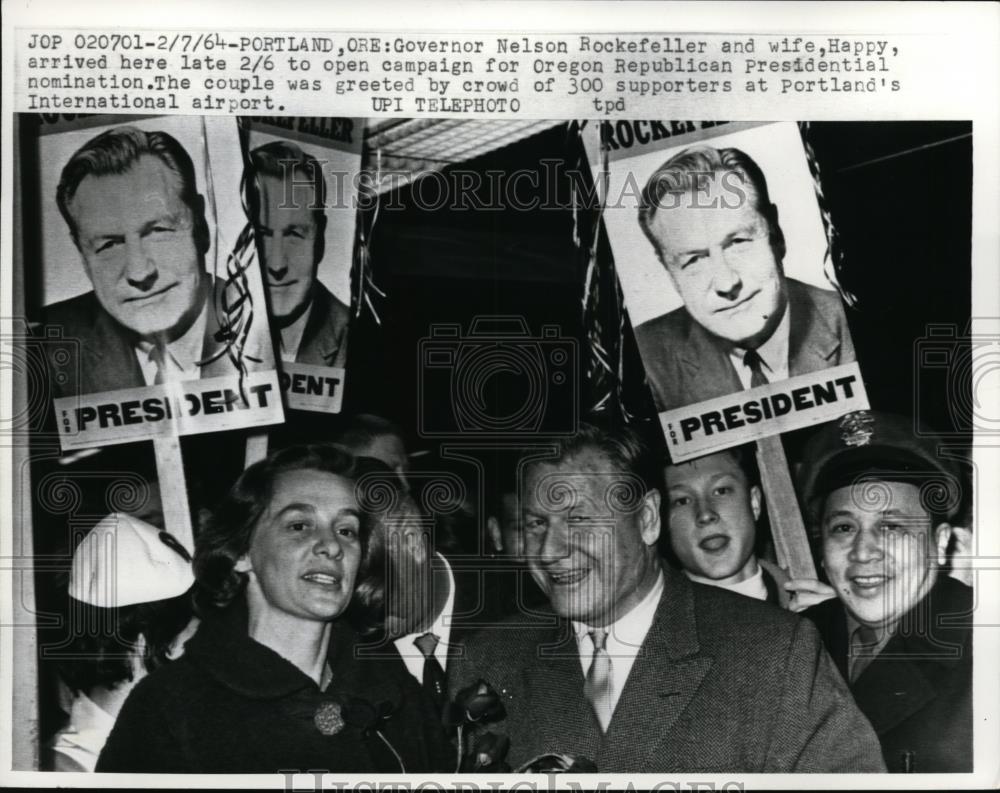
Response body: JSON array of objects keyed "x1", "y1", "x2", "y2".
[
  {"x1": 248, "y1": 140, "x2": 350, "y2": 368},
  {"x1": 634, "y1": 144, "x2": 856, "y2": 412},
  {"x1": 45, "y1": 124, "x2": 270, "y2": 397}
]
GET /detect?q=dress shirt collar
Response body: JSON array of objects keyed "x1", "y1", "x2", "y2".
[
  {"x1": 49, "y1": 690, "x2": 117, "y2": 772},
  {"x1": 684, "y1": 560, "x2": 768, "y2": 601},
  {"x1": 279, "y1": 302, "x2": 313, "y2": 363},
  {"x1": 394, "y1": 552, "x2": 456, "y2": 675},
  {"x1": 845, "y1": 612, "x2": 897, "y2": 651},
  {"x1": 729, "y1": 301, "x2": 791, "y2": 387},
  {"x1": 573, "y1": 569, "x2": 664, "y2": 655}
]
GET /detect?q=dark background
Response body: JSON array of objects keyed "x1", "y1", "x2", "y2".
[
  {"x1": 23, "y1": 119, "x2": 973, "y2": 747},
  {"x1": 344, "y1": 121, "x2": 974, "y2": 452}
]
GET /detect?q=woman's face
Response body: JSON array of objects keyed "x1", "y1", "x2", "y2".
[{"x1": 239, "y1": 469, "x2": 363, "y2": 624}]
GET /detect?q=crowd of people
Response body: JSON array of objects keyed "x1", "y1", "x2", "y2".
[
  {"x1": 45, "y1": 411, "x2": 972, "y2": 775},
  {"x1": 37, "y1": 124, "x2": 972, "y2": 775}
]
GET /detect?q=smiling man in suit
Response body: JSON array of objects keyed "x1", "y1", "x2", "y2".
[
  {"x1": 634, "y1": 145, "x2": 855, "y2": 412},
  {"x1": 452, "y1": 423, "x2": 884, "y2": 772},
  {"x1": 797, "y1": 411, "x2": 972, "y2": 773},
  {"x1": 46, "y1": 125, "x2": 269, "y2": 396}
]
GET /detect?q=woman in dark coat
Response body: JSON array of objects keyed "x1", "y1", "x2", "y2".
[{"x1": 97, "y1": 444, "x2": 451, "y2": 773}]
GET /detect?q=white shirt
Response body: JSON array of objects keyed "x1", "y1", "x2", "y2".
[
  {"x1": 728, "y1": 304, "x2": 791, "y2": 389},
  {"x1": 134, "y1": 306, "x2": 209, "y2": 386},
  {"x1": 394, "y1": 552, "x2": 456, "y2": 680},
  {"x1": 49, "y1": 691, "x2": 116, "y2": 772},
  {"x1": 279, "y1": 304, "x2": 313, "y2": 363},
  {"x1": 573, "y1": 570, "x2": 664, "y2": 716},
  {"x1": 685, "y1": 562, "x2": 769, "y2": 601}
]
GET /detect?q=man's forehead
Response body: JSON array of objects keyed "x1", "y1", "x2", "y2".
[
  {"x1": 651, "y1": 197, "x2": 767, "y2": 245},
  {"x1": 527, "y1": 448, "x2": 621, "y2": 479},
  {"x1": 525, "y1": 450, "x2": 634, "y2": 505},
  {"x1": 71, "y1": 155, "x2": 186, "y2": 227},
  {"x1": 666, "y1": 451, "x2": 743, "y2": 487},
  {"x1": 259, "y1": 173, "x2": 320, "y2": 208},
  {"x1": 823, "y1": 479, "x2": 930, "y2": 516}
]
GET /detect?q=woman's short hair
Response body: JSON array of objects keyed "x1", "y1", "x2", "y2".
[
  {"x1": 57, "y1": 595, "x2": 193, "y2": 695},
  {"x1": 193, "y1": 444, "x2": 374, "y2": 613}
]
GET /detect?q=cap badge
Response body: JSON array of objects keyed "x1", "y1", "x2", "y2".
[{"x1": 838, "y1": 411, "x2": 875, "y2": 447}]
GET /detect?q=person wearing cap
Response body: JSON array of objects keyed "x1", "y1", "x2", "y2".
[
  {"x1": 794, "y1": 411, "x2": 972, "y2": 773},
  {"x1": 96, "y1": 444, "x2": 450, "y2": 773},
  {"x1": 664, "y1": 445, "x2": 790, "y2": 606},
  {"x1": 48, "y1": 511, "x2": 198, "y2": 772}
]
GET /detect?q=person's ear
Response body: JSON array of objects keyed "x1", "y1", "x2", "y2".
[
  {"x1": 934, "y1": 522, "x2": 954, "y2": 566},
  {"x1": 313, "y1": 213, "x2": 327, "y2": 268},
  {"x1": 191, "y1": 194, "x2": 210, "y2": 256},
  {"x1": 640, "y1": 489, "x2": 662, "y2": 547},
  {"x1": 234, "y1": 554, "x2": 253, "y2": 574},
  {"x1": 486, "y1": 516, "x2": 503, "y2": 554},
  {"x1": 768, "y1": 202, "x2": 786, "y2": 263},
  {"x1": 750, "y1": 484, "x2": 763, "y2": 523}
]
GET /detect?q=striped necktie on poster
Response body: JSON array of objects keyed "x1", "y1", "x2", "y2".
[{"x1": 743, "y1": 348, "x2": 770, "y2": 388}]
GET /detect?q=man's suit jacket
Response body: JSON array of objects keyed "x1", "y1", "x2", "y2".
[
  {"x1": 44, "y1": 284, "x2": 272, "y2": 397},
  {"x1": 804, "y1": 576, "x2": 972, "y2": 773},
  {"x1": 634, "y1": 278, "x2": 856, "y2": 412},
  {"x1": 451, "y1": 564, "x2": 885, "y2": 772},
  {"x1": 295, "y1": 282, "x2": 350, "y2": 368}
]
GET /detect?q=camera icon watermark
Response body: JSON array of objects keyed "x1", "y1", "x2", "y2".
[
  {"x1": 915, "y1": 322, "x2": 1000, "y2": 439},
  {"x1": 0, "y1": 320, "x2": 80, "y2": 442},
  {"x1": 417, "y1": 316, "x2": 578, "y2": 439}
]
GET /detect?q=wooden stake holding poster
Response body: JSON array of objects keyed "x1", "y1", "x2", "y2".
[
  {"x1": 755, "y1": 435, "x2": 816, "y2": 581},
  {"x1": 245, "y1": 431, "x2": 269, "y2": 467},
  {"x1": 152, "y1": 436, "x2": 195, "y2": 556}
]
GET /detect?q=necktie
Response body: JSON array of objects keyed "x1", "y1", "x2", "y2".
[
  {"x1": 148, "y1": 344, "x2": 169, "y2": 386},
  {"x1": 583, "y1": 628, "x2": 613, "y2": 731},
  {"x1": 849, "y1": 624, "x2": 880, "y2": 683},
  {"x1": 743, "y1": 349, "x2": 769, "y2": 388},
  {"x1": 414, "y1": 632, "x2": 447, "y2": 709}
]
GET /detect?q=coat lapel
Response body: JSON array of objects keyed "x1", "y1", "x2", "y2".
[
  {"x1": 852, "y1": 646, "x2": 936, "y2": 736},
  {"x1": 599, "y1": 568, "x2": 712, "y2": 771},
  {"x1": 523, "y1": 625, "x2": 601, "y2": 762},
  {"x1": 89, "y1": 306, "x2": 144, "y2": 393},
  {"x1": 296, "y1": 283, "x2": 350, "y2": 367},
  {"x1": 786, "y1": 279, "x2": 843, "y2": 375},
  {"x1": 678, "y1": 319, "x2": 743, "y2": 402}
]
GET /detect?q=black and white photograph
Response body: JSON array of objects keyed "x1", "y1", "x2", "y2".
[
  {"x1": 585, "y1": 121, "x2": 869, "y2": 459},
  {"x1": 1, "y1": 2, "x2": 997, "y2": 789},
  {"x1": 23, "y1": 114, "x2": 282, "y2": 449}
]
